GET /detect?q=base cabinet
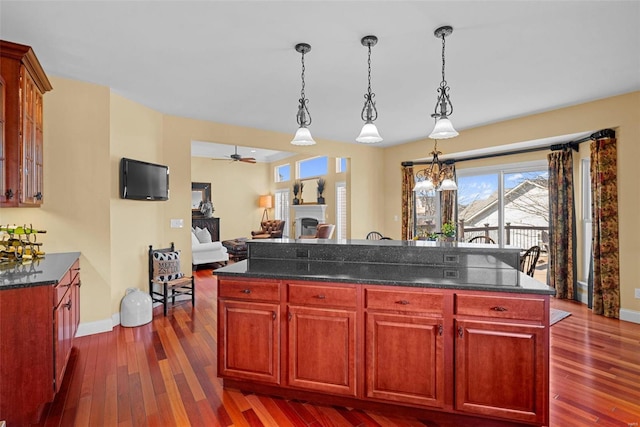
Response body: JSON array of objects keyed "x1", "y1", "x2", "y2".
[
  {"x1": 217, "y1": 277, "x2": 549, "y2": 426},
  {"x1": 287, "y1": 283, "x2": 357, "y2": 396},
  {"x1": 0, "y1": 256, "x2": 80, "y2": 425}
]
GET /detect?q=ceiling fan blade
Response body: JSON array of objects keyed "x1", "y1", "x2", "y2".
[{"x1": 240, "y1": 157, "x2": 256, "y2": 163}]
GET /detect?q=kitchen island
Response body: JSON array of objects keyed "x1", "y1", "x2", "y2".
[
  {"x1": 0, "y1": 253, "x2": 81, "y2": 425},
  {"x1": 214, "y1": 239, "x2": 554, "y2": 426}
]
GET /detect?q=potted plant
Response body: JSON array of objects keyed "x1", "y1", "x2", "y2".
[
  {"x1": 292, "y1": 180, "x2": 300, "y2": 205},
  {"x1": 441, "y1": 221, "x2": 456, "y2": 242},
  {"x1": 316, "y1": 178, "x2": 326, "y2": 204}
]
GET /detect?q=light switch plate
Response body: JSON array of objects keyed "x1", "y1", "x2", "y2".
[{"x1": 170, "y1": 219, "x2": 184, "y2": 228}]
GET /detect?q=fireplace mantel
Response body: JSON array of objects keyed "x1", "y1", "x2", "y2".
[{"x1": 292, "y1": 204, "x2": 327, "y2": 237}]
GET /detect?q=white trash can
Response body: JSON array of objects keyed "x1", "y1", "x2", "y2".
[{"x1": 120, "y1": 288, "x2": 152, "y2": 327}]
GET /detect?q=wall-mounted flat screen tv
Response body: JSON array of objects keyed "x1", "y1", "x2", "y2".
[{"x1": 120, "y1": 157, "x2": 169, "y2": 201}]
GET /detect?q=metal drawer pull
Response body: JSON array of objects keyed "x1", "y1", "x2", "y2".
[
  {"x1": 458, "y1": 326, "x2": 464, "y2": 338},
  {"x1": 438, "y1": 324, "x2": 443, "y2": 336},
  {"x1": 272, "y1": 311, "x2": 276, "y2": 320},
  {"x1": 491, "y1": 306, "x2": 508, "y2": 312},
  {"x1": 396, "y1": 300, "x2": 410, "y2": 305},
  {"x1": 64, "y1": 300, "x2": 72, "y2": 310},
  {"x1": 241, "y1": 289, "x2": 252, "y2": 294},
  {"x1": 315, "y1": 294, "x2": 326, "y2": 299}
]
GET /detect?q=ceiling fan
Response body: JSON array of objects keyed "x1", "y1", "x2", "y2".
[{"x1": 214, "y1": 145, "x2": 256, "y2": 164}]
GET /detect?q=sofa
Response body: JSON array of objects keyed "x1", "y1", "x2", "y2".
[
  {"x1": 251, "y1": 220, "x2": 286, "y2": 239},
  {"x1": 191, "y1": 227, "x2": 229, "y2": 267}
]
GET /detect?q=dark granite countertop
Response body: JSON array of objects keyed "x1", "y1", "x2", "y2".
[
  {"x1": 0, "y1": 252, "x2": 80, "y2": 290},
  {"x1": 214, "y1": 258, "x2": 555, "y2": 295}
]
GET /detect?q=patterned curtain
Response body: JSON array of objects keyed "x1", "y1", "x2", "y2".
[
  {"x1": 590, "y1": 136, "x2": 620, "y2": 318},
  {"x1": 441, "y1": 164, "x2": 457, "y2": 231},
  {"x1": 547, "y1": 150, "x2": 577, "y2": 299},
  {"x1": 401, "y1": 165, "x2": 414, "y2": 240}
]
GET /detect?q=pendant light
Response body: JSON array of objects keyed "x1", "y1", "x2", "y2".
[
  {"x1": 428, "y1": 26, "x2": 458, "y2": 140},
  {"x1": 291, "y1": 43, "x2": 316, "y2": 146},
  {"x1": 356, "y1": 35, "x2": 382, "y2": 143}
]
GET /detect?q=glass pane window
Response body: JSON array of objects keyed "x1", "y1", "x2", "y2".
[
  {"x1": 275, "y1": 164, "x2": 290, "y2": 183},
  {"x1": 336, "y1": 157, "x2": 348, "y2": 173},
  {"x1": 298, "y1": 156, "x2": 328, "y2": 179},
  {"x1": 414, "y1": 189, "x2": 439, "y2": 238},
  {"x1": 457, "y1": 173, "x2": 500, "y2": 242}
]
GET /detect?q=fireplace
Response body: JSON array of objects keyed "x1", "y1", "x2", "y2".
[
  {"x1": 300, "y1": 218, "x2": 319, "y2": 237},
  {"x1": 292, "y1": 204, "x2": 327, "y2": 238}
]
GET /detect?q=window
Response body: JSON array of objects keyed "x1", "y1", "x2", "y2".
[
  {"x1": 274, "y1": 189, "x2": 290, "y2": 237},
  {"x1": 336, "y1": 181, "x2": 347, "y2": 239},
  {"x1": 298, "y1": 156, "x2": 328, "y2": 179},
  {"x1": 414, "y1": 189, "x2": 440, "y2": 238},
  {"x1": 275, "y1": 164, "x2": 290, "y2": 183},
  {"x1": 457, "y1": 161, "x2": 548, "y2": 250},
  {"x1": 336, "y1": 157, "x2": 348, "y2": 173}
]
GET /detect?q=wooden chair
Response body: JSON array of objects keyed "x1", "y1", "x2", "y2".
[
  {"x1": 468, "y1": 235, "x2": 496, "y2": 244},
  {"x1": 149, "y1": 242, "x2": 195, "y2": 316},
  {"x1": 366, "y1": 231, "x2": 384, "y2": 240},
  {"x1": 520, "y1": 245, "x2": 541, "y2": 277}
]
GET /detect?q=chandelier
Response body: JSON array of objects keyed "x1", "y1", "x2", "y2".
[
  {"x1": 428, "y1": 25, "x2": 458, "y2": 140},
  {"x1": 291, "y1": 43, "x2": 316, "y2": 146},
  {"x1": 356, "y1": 35, "x2": 382, "y2": 143},
  {"x1": 413, "y1": 140, "x2": 457, "y2": 192}
]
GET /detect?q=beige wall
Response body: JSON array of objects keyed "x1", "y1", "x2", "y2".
[{"x1": 382, "y1": 91, "x2": 640, "y2": 315}]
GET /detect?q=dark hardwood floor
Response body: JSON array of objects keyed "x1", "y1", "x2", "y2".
[{"x1": 33, "y1": 269, "x2": 640, "y2": 427}]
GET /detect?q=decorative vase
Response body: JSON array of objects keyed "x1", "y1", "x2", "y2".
[
  {"x1": 293, "y1": 198, "x2": 300, "y2": 205},
  {"x1": 317, "y1": 196, "x2": 325, "y2": 204}
]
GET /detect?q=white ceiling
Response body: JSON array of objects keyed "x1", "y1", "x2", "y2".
[{"x1": 1, "y1": 1, "x2": 638, "y2": 160}]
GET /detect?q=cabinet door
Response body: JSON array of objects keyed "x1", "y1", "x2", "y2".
[
  {"x1": 455, "y1": 319, "x2": 546, "y2": 424},
  {"x1": 366, "y1": 312, "x2": 445, "y2": 408},
  {"x1": 218, "y1": 299, "x2": 280, "y2": 384},
  {"x1": 287, "y1": 305, "x2": 357, "y2": 396},
  {"x1": 0, "y1": 76, "x2": 5, "y2": 204},
  {"x1": 54, "y1": 290, "x2": 73, "y2": 392},
  {"x1": 20, "y1": 69, "x2": 43, "y2": 206}
]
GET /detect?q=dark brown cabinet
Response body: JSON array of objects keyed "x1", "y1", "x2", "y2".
[
  {"x1": 192, "y1": 217, "x2": 220, "y2": 242},
  {"x1": 0, "y1": 40, "x2": 52, "y2": 207}
]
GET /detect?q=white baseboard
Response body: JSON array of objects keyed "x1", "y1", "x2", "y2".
[
  {"x1": 620, "y1": 308, "x2": 640, "y2": 325},
  {"x1": 76, "y1": 318, "x2": 114, "y2": 337}
]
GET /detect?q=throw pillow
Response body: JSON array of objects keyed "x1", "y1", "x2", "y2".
[
  {"x1": 195, "y1": 227, "x2": 212, "y2": 244},
  {"x1": 152, "y1": 251, "x2": 184, "y2": 282},
  {"x1": 191, "y1": 230, "x2": 200, "y2": 246}
]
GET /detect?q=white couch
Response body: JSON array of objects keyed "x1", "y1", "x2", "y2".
[{"x1": 191, "y1": 227, "x2": 229, "y2": 267}]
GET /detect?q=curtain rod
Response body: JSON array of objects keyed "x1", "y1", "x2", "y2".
[{"x1": 401, "y1": 128, "x2": 615, "y2": 167}]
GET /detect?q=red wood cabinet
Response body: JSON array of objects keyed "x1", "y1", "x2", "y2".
[
  {"x1": 0, "y1": 40, "x2": 52, "y2": 207},
  {"x1": 217, "y1": 277, "x2": 550, "y2": 426},
  {"x1": 287, "y1": 283, "x2": 357, "y2": 396},
  {"x1": 0, "y1": 257, "x2": 80, "y2": 425}
]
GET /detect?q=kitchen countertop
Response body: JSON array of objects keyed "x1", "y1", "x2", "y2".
[
  {"x1": 214, "y1": 258, "x2": 555, "y2": 295},
  {"x1": 0, "y1": 252, "x2": 80, "y2": 290}
]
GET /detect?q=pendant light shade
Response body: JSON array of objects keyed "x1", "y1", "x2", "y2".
[
  {"x1": 356, "y1": 35, "x2": 382, "y2": 143},
  {"x1": 429, "y1": 26, "x2": 458, "y2": 140},
  {"x1": 291, "y1": 126, "x2": 316, "y2": 146},
  {"x1": 356, "y1": 121, "x2": 382, "y2": 144},
  {"x1": 428, "y1": 117, "x2": 459, "y2": 139},
  {"x1": 291, "y1": 43, "x2": 315, "y2": 146},
  {"x1": 413, "y1": 140, "x2": 457, "y2": 192}
]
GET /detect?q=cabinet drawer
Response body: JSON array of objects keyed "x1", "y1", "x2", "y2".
[
  {"x1": 288, "y1": 283, "x2": 357, "y2": 309},
  {"x1": 219, "y1": 279, "x2": 280, "y2": 302},
  {"x1": 365, "y1": 288, "x2": 443, "y2": 313},
  {"x1": 455, "y1": 294, "x2": 545, "y2": 321}
]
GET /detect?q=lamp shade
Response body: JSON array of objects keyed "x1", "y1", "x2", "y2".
[
  {"x1": 413, "y1": 179, "x2": 435, "y2": 192},
  {"x1": 356, "y1": 122, "x2": 383, "y2": 143},
  {"x1": 428, "y1": 117, "x2": 459, "y2": 139},
  {"x1": 259, "y1": 195, "x2": 273, "y2": 209},
  {"x1": 291, "y1": 126, "x2": 316, "y2": 146},
  {"x1": 438, "y1": 178, "x2": 458, "y2": 191}
]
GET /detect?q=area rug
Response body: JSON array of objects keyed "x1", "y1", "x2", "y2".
[{"x1": 550, "y1": 308, "x2": 571, "y2": 325}]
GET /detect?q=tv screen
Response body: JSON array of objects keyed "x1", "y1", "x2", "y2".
[{"x1": 120, "y1": 158, "x2": 169, "y2": 201}]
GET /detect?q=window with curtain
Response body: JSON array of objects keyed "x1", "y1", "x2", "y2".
[
  {"x1": 335, "y1": 181, "x2": 347, "y2": 239},
  {"x1": 274, "y1": 189, "x2": 290, "y2": 237}
]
